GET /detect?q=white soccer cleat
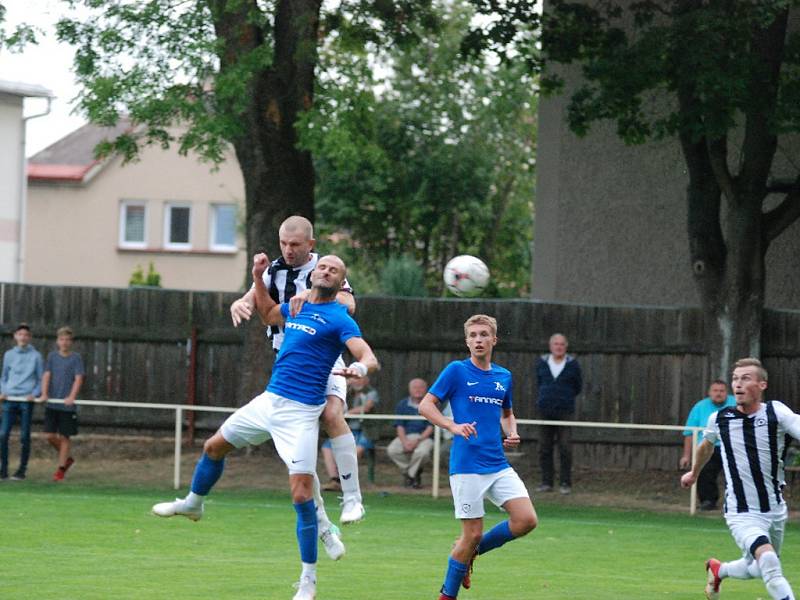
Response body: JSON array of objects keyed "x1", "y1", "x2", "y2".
[
  {"x1": 151, "y1": 497, "x2": 203, "y2": 521},
  {"x1": 340, "y1": 498, "x2": 365, "y2": 525},
  {"x1": 292, "y1": 575, "x2": 316, "y2": 600},
  {"x1": 320, "y1": 524, "x2": 346, "y2": 560}
]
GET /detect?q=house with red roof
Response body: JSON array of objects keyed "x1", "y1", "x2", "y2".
[{"x1": 25, "y1": 121, "x2": 247, "y2": 291}]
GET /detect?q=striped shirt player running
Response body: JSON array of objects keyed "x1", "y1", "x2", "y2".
[
  {"x1": 681, "y1": 357, "x2": 800, "y2": 600},
  {"x1": 419, "y1": 314, "x2": 537, "y2": 600},
  {"x1": 230, "y1": 216, "x2": 366, "y2": 529}
]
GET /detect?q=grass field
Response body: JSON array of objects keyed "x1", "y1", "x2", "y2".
[{"x1": 0, "y1": 481, "x2": 793, "y2": 599}]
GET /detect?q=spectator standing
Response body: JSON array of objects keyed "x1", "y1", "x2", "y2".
[
  {"x1": 322, "y1": 375, "x2": 379, "y2": 491},
  {"x1": 679, "y1": 379, "x2": 735, "y2": 510},
  {"x1": 387, "y1": 378, "x2": 433, "y2": 488},
  {"x1": 0, "y1": 323, "x2": 43, "y2": 481},
  {"x1": 535, "y1": 333, "x2": 582, "y2": 495},
  {"x1": 39, "y1": 326, "x2": 85, "y2": 482}
]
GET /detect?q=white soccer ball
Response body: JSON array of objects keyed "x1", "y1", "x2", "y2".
[{"x1": 443, "y1": 255, "x2": 490, "y2": 297}]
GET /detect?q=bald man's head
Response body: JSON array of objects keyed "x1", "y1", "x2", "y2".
[{"x1": 310, "y1": 254, "x2": 347, "y2": 299}]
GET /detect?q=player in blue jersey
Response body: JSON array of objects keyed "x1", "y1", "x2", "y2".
[
  {"x1": 419, "y1": 314, "x2": 537, "y2": 600},
  {"x1": 152, "y1": 253, "x2": 379, "y2": 600}
]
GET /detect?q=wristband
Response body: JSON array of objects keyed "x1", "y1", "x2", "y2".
[{"x1": 349, "y1": 361, "x2": 368, "y2": 377}]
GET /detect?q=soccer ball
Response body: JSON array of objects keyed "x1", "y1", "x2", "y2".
[{"x1": 443, "y1": 255, "x2": 490, "y2": 297}]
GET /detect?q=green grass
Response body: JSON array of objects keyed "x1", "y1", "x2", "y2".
[{"x1": 0, "y1": 482, "x2": 791, "y2": 599}]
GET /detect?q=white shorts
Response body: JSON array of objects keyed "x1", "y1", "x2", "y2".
[
  {"x1": 726, "y1": 504, "x2": 788, "y2": 559},
  {"x1": 220, "y1": 390, "x2": 325, "y2": 475},
  {"x1": 325, "y1": 356, "x2": 347, "y2": 405},
  {"x1": 450, "y1": 467, "x2": 530, "y2": 519}
]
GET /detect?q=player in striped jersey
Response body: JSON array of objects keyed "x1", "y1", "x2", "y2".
[
  {"x1": 681, "y1": 357, "x2": 800, "y2": 600},
  {"x1": 230, "y1": 216, "x2": 366, "y2": 527}
]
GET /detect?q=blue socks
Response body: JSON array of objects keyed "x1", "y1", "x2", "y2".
[
  {"x1": 294, "y1": 499, "x2": 318, "y2": 564},
  {"x1": 190, "y1": 453, "x2": 225, "y2": 495},
  {"x1": 442, "y1": 556, "x2": 468, "y2": 597},
  {"x1": 478, "y1": 520, "x2": 514, "y2": 555}
]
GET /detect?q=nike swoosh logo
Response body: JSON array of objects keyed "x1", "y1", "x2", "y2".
[
  {"x1": 467, "y1": 381, "x2": 479, "y2": 386},
  {"x1": 291, "y1": 459, "x2": 301, "y2": 463}
]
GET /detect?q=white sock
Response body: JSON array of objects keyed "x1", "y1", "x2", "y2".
[
  {"x1": 331, "y1": 433, "x2": 361, "y2": 502},
  {"x1": 312, "y1": 472, "x2": 332, "y2": 531},
  {"x1": 185, "y1": 492, "x2": 204, "y2": 508},
  {"x1": 721, "y1": 558, "x2": 755, "y2": 579},
  {"x1": 301, "y1": 562, "x2": 317, "y2": 581},
  {"x1": 759, "y1": 551, "x2": 795, "y2": 600}
]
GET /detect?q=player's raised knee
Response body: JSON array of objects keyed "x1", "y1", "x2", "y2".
[{"x1": 511, "y1": 511, "x2": 537, "y2": 536}]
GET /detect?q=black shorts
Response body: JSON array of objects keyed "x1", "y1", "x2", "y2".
[{"x1": 43, "y1": 408, "x2": 79, "y2": 437}]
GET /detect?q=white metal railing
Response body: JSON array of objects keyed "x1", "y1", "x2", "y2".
[{"x1": 2, "y1": 397, "x2": 703, "y2": 513}]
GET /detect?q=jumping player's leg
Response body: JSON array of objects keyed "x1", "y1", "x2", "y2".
[
  {"x1": 290, "y1": 473, "x2": 319, "y2": 599},
  {"x1": 152, "y1": 392, "x2": 273, "y2": 520},
  {"x1": 754, "y1": 539, "x2": 794, "y2": 600},
  {"x1": 321, "y1": 366, "x2": 365, "y2": 523}
]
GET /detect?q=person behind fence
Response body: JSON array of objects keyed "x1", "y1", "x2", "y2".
[
  {"x1": 153, "y1": 253, "x2": 379, "y2": 600},
  {"x1": 387, "y1": 378, "x2": 433, "y2": 488},
  {"x1": 322, "y1": 374, "x2": 379, "y2": 492},
  {"x1": 38, "y1": 326, "x2": 85, "y2": 482},
  {"x1": 679, "y1": 379, "x2": 735, "y2": 511},
  {"x1": 418, "y1": 314, "x2": 536, "y2": 600},
  {"x1": 681, "y1": 358, "x2": 800, "y2": 600},
  {"x1": 535, "y1": 333, "x2": 582, "y2": 495},
  {"x1": 229, "y1": 215, "x2": 366, "y2": 524},
  {"x1": 0, "y1": 323, "x2": 43, "y2": 481}
]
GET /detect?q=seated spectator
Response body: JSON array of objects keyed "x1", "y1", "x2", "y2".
[
  {"x1": 387, "y1": 378, "x2": 433, "y2": 488},
  {"x1": 322, "y1": 375, "x2": 379, "y2": 492}
]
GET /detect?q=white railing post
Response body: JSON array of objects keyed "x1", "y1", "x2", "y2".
[
  {"x1": 432, "y1": 425, "x2": 442, "y2": 499},
  {"x1": 174, "y1": 407, "x2": 183, "y2": 490},
  {"x1": 689, "y1": 429, "x2": 698, "y2": 515}
]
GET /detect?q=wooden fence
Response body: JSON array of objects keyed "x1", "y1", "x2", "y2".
[{"x1": 4, "y1": 283, "x2": 799, "y2": 470}]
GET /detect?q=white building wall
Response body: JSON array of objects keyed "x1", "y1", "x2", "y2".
[{"x1": 0, "y1": 93, "x2": 24, "y2": 282}]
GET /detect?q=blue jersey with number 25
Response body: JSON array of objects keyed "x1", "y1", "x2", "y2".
[{"x1": 429, "y1": 359, "x2": 513, "y2": 475}]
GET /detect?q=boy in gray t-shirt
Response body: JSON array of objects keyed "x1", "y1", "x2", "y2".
[{"x1": 39, "y1": 326, "x2": 85, "y2": 482}]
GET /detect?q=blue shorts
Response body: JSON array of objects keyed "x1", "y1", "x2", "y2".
[{"x1": 322, "y1": 430, "x2": 374, "y2": 450}]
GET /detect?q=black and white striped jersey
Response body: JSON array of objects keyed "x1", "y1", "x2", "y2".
[
  {"x1": 704, "y1": 401, "x2": 800, "y2": 514},
  {"x1": 259, "y1": 253, "x2": 352, "y2": 351}
]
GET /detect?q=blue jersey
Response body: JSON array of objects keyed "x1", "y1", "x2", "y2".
[
  {"x1": 267, "y1": 301, "x2": 361, "y2": 405},
  {"x1": 429, "y1": 359, "x2": 513, "y2": 475}
]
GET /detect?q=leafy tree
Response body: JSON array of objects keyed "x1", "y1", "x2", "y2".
[
  {"x1": 301, "y1": 1, "x2": 536, "y2": 295},
  {"x1": 47, "y1": 0, "x2": 437, "y2": 273},
  {"x1": 468, "y1": 0, "x2": 800, "y2": 376}
]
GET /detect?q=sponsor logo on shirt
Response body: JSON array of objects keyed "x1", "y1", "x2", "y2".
[
  {"x1": 309, "y1": 313, "x2": 327, "y2": 324},
  {"x1": 469, "y1": 395, "x2": 504, "y2": 406},
  {"x1": 285, "y1": 322, "x2": 317, "y2": 335},
  {"x1": 467, "y1": 381, "x2": 479, "y2": 386},
  {"x1": 494, "y1": 382, "x2": 506, "y2": 392}
]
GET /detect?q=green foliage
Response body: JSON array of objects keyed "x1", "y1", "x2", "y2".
[
  {"x1": 129, "y1": 262, "x2": 162, "y2": 288},
  {"x1": 379, "y1": 255, "x2": 427, "y2": 297},
  {"x1": 301, "y1": 1, "x2": 536, "y2": 297}
]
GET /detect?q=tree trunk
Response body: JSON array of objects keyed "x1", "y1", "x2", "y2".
[
  {"x1": 702, "y1": 198, "x2": 766, "y2": 380},
  {"x1": 211, "y1": 0, "x2": 321, "y2": 403}
]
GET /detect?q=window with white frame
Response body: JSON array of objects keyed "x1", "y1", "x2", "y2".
[
  {"x1": 210, "y1": 204, "x2": 237, "y2": 251},
  {"x1": 164, "y1": 203, "x2": 192, "y2": 250},
  {"x1": 119, "y1": 201, "x2": 147, "y2": 249}
]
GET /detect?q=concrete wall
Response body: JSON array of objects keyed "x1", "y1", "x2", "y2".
[
  {"x1": 533, "y1": 11, "x2": 800, "y2": 310},
  {"x1": 25, "y1": 143, "x2": 247, "y2": 292},
  {"x1": 0, "y1": 93, "x2": 24, "y2": 282}
]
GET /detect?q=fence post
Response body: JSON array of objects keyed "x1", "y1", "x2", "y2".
[
  {"x1": 432, "y1": 425, "x2": 441, "y2": 499},
  {"x1": 174, "y1": 407, "x2": 183, "y2": 490},
  {"x1": 689, "y1": 429, "x2": 698, "y2": 515}
]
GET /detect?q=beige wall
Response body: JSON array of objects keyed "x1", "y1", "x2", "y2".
[{"x1": 25, "y1": 142, "x2": 247, "y2": 292}]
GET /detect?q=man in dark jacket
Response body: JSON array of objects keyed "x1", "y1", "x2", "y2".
[{"x1": 536, "y1": 333, "x2": 582, "y2": 495}]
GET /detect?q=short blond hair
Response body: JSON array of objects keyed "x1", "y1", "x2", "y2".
[
  {"x1": 464, "y1": 314, "x2": 497, "y2": 337},
  {"x1": 734, "y1": 357, "x2": 768, "y2": 382},
  {"x1": 56, "y1": 326, "x2": 73, "y2": 338},
  {"x1": 279, "y1": 215, "x2": 314, "y2": 240}
]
